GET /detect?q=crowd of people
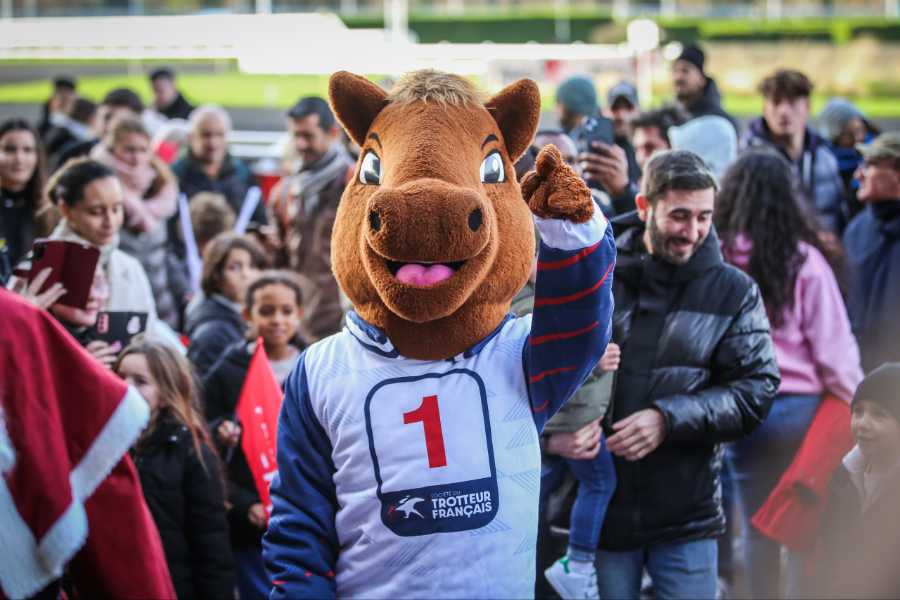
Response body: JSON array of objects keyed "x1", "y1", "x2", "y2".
[{"x1": 1, "y1": 42, "x2": 899, "y2": 599}]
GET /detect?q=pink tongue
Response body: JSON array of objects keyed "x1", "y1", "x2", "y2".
[{"x1": 395, "y1": 263, "x2": 455, "y2": 286}]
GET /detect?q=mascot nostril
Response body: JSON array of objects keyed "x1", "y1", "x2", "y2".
[
  {"x1": 468, "y1": 208, "x2": 483, "y2": 232},
  {"x1": 269, "y1": 68, "x2": 617, "y2": 600}
]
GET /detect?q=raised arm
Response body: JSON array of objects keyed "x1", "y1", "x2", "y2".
[{"x1": 520, "y1": 145, "x2": 616, "y2": 431}]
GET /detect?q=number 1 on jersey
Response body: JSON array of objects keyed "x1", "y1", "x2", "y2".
[{"x1": 403, "y1": 395, "x2": 447, "y2": 468}]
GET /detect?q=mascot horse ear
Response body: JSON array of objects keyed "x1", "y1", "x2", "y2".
[
  {"x1": 329, "y1": 71, "x2": 389, "y2": 147},
  {"x1": 485, "y1": 79, "x2": 541, "y2": 164}
]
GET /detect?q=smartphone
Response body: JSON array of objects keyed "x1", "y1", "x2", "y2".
[
  {"x1": 28, "y1": 239, "x2": 101, "y2": 309},
  {"x1": 91, "y1": 311, "x2": 149, "y2": 347},
  {"x1": 575, "y1": 116, "x2": 617, "y2": 191},
  {"x1": 578, "y1": 116, "x2": 616, "y2": 155}
]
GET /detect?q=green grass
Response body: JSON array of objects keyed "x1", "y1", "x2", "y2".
[
  {"x1": 0, "y1": 72, "x2": 335, "y2": 110},
  {"x1": 2, "y1": 72, "x2": 898, "y2": 118}
]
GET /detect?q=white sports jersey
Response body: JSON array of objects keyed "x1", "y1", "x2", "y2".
[{"x1": 306, "y1": 315, "x2": 539, "y2": 598}]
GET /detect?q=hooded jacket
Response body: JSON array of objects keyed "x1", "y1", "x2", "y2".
[
  {"x1": 741, "y1": 118, "x2": 847, "y2": 234},
  {"x1": 132, "y1": 412, "x2": 235, "y2": 600},
  {"x1": 600, "y1": 212, "x2": 780, "y2": 550},
  {"x1": 680, "y1": 77, "x2": 739, "y2": 134},
  {"x1": 843, "y1": 201, "x2": 900, "y2": 371},
  {"x1": 185, "y1": 294, "x2": 246, "y2": 378}
]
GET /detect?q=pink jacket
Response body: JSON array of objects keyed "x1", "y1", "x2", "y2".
[{"x1": 725, "y1": 236, "x2": 862, "y2": 403}]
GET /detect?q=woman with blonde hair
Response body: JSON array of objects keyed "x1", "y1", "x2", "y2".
[
  {"x1": 116, "y1": 337, "x2": 234, "y2": 600},
  {"x1": 92, "y1": 114, "x2": 182, "y2": 327}
]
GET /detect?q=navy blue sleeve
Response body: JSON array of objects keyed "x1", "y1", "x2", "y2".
[
  {"x1": 525, "y1": 215, "x2": 616, "y2": 432},
  {"x1": 263, "y1": 353, "x2": 339, "y2": 599}
]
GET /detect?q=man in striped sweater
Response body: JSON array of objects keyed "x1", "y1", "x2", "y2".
[{"x1": 263, "y1": 69, "x2": 615, "y2": 599}]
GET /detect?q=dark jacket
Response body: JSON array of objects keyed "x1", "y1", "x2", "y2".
[
  {"x1": 742, "y1": 117, "x2": 847, "y2": 234},
  {"x1": 202, "y1": 341, "x2": 261, "y2": 548},
  {"x1": 132, "y1": 413, "x2": 234, "y2": 600},
  {"x1": 53, "y1": 138, "x2": 98, "y2": 171},
  {"x1": 159, "y1": 92, "x2": 195, "y2": 121},
  {"x1": 171, "y1": 152, "x2": 266, "y2": 226},
  {"x1": 186, "y1": 294, "x2": 246, "y2": 378},
  {"x1": 202, "y1": 339, "x2": 306, "y2": 547},
  {"x1": 815, "y1": 463, "x2": 900, "y2": 599},
  {"x1": 600, "y1": 213, "x2": 780, "y2": 550},
  {"x1": 843, "y1": 201, "x2": 900, "y2": 371},
  {"x1": 1, "y1": 187, "x2": 35, "y2": 267},
  {"x1": 681, "y1": 77, "x2": 739, "y2": 134}
]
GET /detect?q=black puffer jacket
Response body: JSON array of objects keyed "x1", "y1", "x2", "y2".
[
  {"x1": 132, "y1": 413, "x2": 234, "y2": 600},
  {"x1": 599, "y1": 213, "x2": 779, "y2": 551},
  {"x1": 186, "y1": 295, "x2": 246, "y2": 378}
]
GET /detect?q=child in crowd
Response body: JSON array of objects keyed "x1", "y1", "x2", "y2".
[
  {"x1": 543, "y1": 344, "x2": 620, "y2": 600},
  {"x1": 513, "y1": 253, "x2": 619, "y2": 600},
  {"x1": 91, "y1": 114, "x2": 180, "y2": 326},
  {"x1": 189, "y1": 192, "x2": 236, "y2": 256},
  {"x1": 816, "y1": 363, "x2": 900, "y2": 599},
  {"x1": 115, "y1": 338, "x2": 234, "y2": 600},
  {"x1": 185, "y1": 232, "x2": 266, "y2": 377},
  {"x1": 202, "y1": 270, "x2": 305, "y2": 600}
]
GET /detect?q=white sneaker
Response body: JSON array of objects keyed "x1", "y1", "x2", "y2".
[{"x1": 544, "y1": 556, "x2": 600, "y2": 600}]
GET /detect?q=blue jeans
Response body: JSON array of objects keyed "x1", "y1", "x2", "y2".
[
  {"x1": 566, "y1": 437, "x2": 617, "y2": 556},
  {"x1": 596, "y1": 538, "x2": 717, "y2": 599},
  {"x1": 234, "y1": 545, "x2": 270, "y2": 600},
  {"x1": 726, "y1": 393, "x2": 820, "y2": 599}
]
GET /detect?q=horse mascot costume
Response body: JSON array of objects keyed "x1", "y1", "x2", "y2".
[{"x1": 264, "y1": 69, "x2": 616, "y2": 598}]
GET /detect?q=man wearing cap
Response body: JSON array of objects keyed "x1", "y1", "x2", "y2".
[
  {"x1": 606, "y1": 81, "x2": 640, "y2": 141},
  {"x1": 816, "y1": 363, "x2": 900, "y2": 599},
  {"x1": 843, "y1": 132, "x2": 900, "y2": 372},
  {"x1": 818, "y1": 98, "x2": 881, "y2": 218},
  {"x1": 268, "y1": 96, "x2": 354, "y2": 341},
  {"x1": 556, "y1": 76, "x2": 640, "y2": 216},
  {"x1": 671, "y1": 43, "x2": 739, "y2": 134}
]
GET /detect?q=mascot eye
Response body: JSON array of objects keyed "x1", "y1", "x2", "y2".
[
  {"x1": 359, "y1": 151, "x2": 381, "y2": 185},
  {"x1": 480, "y1": 151, "x2": 505, "y2": 184}
]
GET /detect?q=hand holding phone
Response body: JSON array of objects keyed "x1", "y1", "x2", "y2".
[{"x1": 579, "y1": 141, "x2": 630, "y2": 197}]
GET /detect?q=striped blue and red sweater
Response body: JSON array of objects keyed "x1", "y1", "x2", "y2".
[{"x1": 263, "y1": 208, "x2": 615, "y2": 599}]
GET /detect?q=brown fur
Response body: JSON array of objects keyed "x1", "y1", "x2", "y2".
[{"x1": 328, "y1": 70, "x2": 592, "y2": 360}]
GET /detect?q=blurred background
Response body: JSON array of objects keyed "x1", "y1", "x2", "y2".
[{"x1": 0, "y1": 0, "x2": 897, "y2": 173}]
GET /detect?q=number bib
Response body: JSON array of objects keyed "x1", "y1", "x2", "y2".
[{"x1": 364, "y1": 369, "x2": 499, "y2": 536}]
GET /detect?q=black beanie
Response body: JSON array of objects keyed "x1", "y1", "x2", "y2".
[
  {"x1": 853, "y1": 363, "x2": 900, "y2": 422},
  {"x1": 677, "y1": 44, "x2": 705, "y2": 74}
]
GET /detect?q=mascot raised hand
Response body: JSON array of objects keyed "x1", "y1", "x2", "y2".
[{"x1": 264, "y1": 69, "x2": 615, "y2": 599}]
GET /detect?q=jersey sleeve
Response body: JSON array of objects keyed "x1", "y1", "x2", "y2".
[
  {"x1": 524, "y1": 208, "x2": 616, "y2": 432},
  {"x1": 263, "y1": 352, "x2": 339, "y2": 599}
]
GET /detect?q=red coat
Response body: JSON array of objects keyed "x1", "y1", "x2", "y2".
[
  {"x1": 0, "y1": 290, "x2": 175, "y2": 599},
  {"x1": 751, "y1": 393, "x2": 854, "y2": 552}
]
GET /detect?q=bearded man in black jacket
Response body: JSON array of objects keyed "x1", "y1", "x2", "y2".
[{"x1": 544, "y1": 150, "x2": 779, "y2": 599}]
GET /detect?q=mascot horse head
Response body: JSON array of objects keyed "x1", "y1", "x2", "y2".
[{"x1": 329, "y1": 69, "x2": 542, "y2": 360}]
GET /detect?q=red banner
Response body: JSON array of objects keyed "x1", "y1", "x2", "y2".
[{"x1": 236, "y1": 339, "x2": 284, "y2": 520}]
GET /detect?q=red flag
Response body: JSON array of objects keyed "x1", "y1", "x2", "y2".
[{"x1": 236, "y1": 338, "x2": 284, "y2": 521}]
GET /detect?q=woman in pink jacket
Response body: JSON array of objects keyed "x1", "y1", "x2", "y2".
[
  {"x1": 716, "y1": 149, "x2": 863, "y2": 599},
  {"x1": 91, "y1": 115, "x2": 181, "y2": 327}
]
